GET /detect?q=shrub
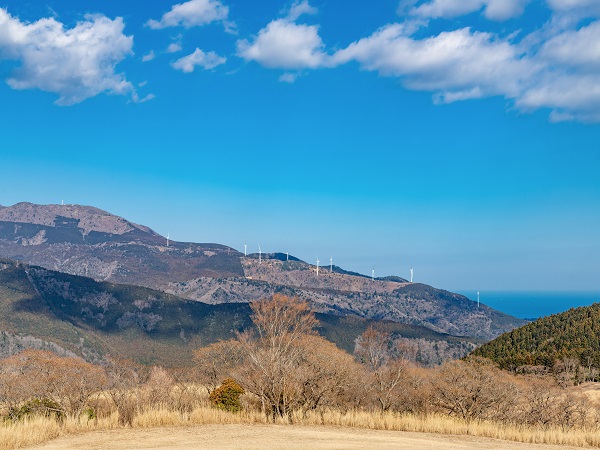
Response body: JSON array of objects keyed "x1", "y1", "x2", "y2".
[
  {"x1": 6, "y1": 398, "x2": 65, "y2": 422},
  {"x1": 209, "y1": 378, "x2": 245, "y2": 412}
]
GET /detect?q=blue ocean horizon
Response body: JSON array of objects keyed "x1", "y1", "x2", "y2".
[{"x1": 457, "y1": 291, "x2": 600, "y2": 320}]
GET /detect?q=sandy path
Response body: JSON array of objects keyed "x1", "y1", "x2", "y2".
[{"x1": 27, "y1": 424, "x2": 581, "y2": 450}]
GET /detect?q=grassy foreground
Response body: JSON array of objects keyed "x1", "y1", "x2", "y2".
[{"x1": 3, "y1": 406, "x2": 600, "y2": 450}]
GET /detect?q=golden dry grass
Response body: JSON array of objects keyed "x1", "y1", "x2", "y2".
[
  {"x1": 0, "y1": 415, "x2": 118, "y2": 450},
  {"x1": 3, "y1": 406, "x2": 600, "y2": 450}
]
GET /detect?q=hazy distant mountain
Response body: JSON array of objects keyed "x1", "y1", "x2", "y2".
[
  {"x1": 0, "y1": 202, "x2": 526, "y2": 341},
  {"x1": 0, "y1": 202, "x2": 243, "y2": 283},
  {"x1": 0, "y1": 259, "x2": 476, "y2": 366}
]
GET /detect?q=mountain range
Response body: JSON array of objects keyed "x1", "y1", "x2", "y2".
[
  {"x1": 0, "y1": 258, "x2": 476, "y2": 366},
  {"x1": 0, "y1": 202, "x2": 527, "y2": 362}
]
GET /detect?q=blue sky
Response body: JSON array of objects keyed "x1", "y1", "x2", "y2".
[{"x1": 0, "y1": 0, "x2": 599, "y2": 292}]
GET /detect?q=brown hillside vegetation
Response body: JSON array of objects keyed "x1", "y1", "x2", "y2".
[{"x1": 1, "y1": 295, "x2": 600, "y2": 449}]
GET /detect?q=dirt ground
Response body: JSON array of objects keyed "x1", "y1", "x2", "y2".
[{"x1": 26, "y1": 424, "x2": 582, "y2": 450}]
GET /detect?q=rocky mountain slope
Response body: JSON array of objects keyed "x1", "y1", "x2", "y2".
[
  {"x1": 0, "y1": 259, "x2": 476, "y2": 366},
  {"x1": 0, "y1": 202, "x2": 243, "y2": 283},
  {"x1": 0, "y1": 202, "x2": 526, "y2": 341}
]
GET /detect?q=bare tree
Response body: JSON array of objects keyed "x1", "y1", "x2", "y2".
[
  {"x1": 355, "y1": 326, "x2": 409, "y2": 411},
  {"x1": 430, "y1": 359, "x2": 517, "y2": 422},
  {"x1": 0, "y1": 349, "x2": 107, "y2": 418},
  {"x1": 194, "y1": 340, "x2": 243, "y2": 395}
]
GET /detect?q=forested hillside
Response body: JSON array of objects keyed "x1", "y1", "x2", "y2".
[{"x1": 472, "y1": 303, "x2": 600, "y2": 372}]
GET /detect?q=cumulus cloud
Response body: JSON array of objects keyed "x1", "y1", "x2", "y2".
[
  {"x1": 167, "y1": 42, "x2": 183, "y2": 53},
  {"x1": 328, "y1": 16, "x2": 600, "y2": 122},
  {"x1": 513, "y1": 21, "x2": 600, "y2": 122},
  {"x1": 232, "y1": 0, "x2": 600, "y2": 123},
  {"x1": 540, "y1": 21, "x2": 600, "y2": 68},
  {"x1": 408, "y1": 0, "x2": 530, "y2": 21},
  {"x1": 547, "y1": 0, "x2": 600, "y2": 16},
  {"x1": 0, "y1": 8, "x2": 135, "y2": 105},
  {"x1": 142, "y1": 50, "x2": 156, "y2": 62},
  {"x1": 237, "y1": 2, "x2": 327, "y2": 70},
  {"x1": 171, "y1": 48, "x2": 226, "y2": 72},
  {"x1": 331, "y1": 24, "x2": 534, "y2": 101},
  {"x1": 146, "y1": 0, "x2": 232, "y2": 30},
  {"x1": 287, "y1": 0, "x2": 318, "y2": 21},
  {"x1": 237, "y1": 20, "x2": 327, "y2": 69}
]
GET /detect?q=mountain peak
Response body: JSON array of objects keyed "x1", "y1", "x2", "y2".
[{"x1": 0, "y1": 202, "x2": 156, "y2": 236}]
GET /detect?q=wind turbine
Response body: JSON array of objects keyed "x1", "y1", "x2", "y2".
[
  {"x1": 316, "y1": 257, "x2": 320, "y2": 276},
  {"x1": 244, "y1": 244, "x2": 247, "y2": 257},
  {"x1": 167, "y1": 232, "x2": 170, "y2": 247},
  {"x1": 286, "y1": 252, "x2": 289, "y2": 261},
  {"x1": 477, "y1": 291, "x2": 480, "y2": 309},
  {"x1": 410, "y1": 267, "x2": 414, "y2": 283},
  {"x1": 258, "y1": 245, "x2": 262, "y2": 264},
  {"x1": 61, "y1": 200, "x2": 64, "y2": 206},
  {"x1": 330, "y1": 257, "x2": 333, "y2": 272},
  {"x1": 372, "y1": 266, "x2": 375, "y2": 281}
]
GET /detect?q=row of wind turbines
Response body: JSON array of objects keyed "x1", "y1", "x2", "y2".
[
  {"x1": 164, "y1": 234, "x2": 480, "y2": 307},
  {"x1": 243, "y1": 243, "x2": 415, "y2": 283}
]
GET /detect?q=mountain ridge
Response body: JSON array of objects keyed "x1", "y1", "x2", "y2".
[
  {"x1": 0, "y1": 258, "x2": 477, "y2": 366},
  {"x1": 0, "y1": 202, "x2": 526, "y2": 341}
]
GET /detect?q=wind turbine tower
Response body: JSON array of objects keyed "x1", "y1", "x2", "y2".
[
  {"x1": 410, "y1": 267, "x2": 414, "y2": 283},
  {"x1": 286, "y1": 252, "x2": 289, "y2": 261},
  {"x1": 477, "y1": 291, "x2": 480, "y2": 309},
  {"x1": 372, "y1": 266, "x2": 375, "y2": 281},
  {"x1": 330, "y1": 257, "x2": 333, "y2": 272},
  {"x1": 167, "y1": 233, "x2": 170, "y2": 247},
  {"x1": 316, "y1": 257, "x2": 320, "y2": 276},
  {"x1": 244, "y1": 244, "x2": 247, "y2": 257},
  {"x1": 258, "y1": 245, "x2": 262, "y2": 264}
]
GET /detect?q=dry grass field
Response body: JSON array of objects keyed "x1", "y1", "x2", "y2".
[
  {"x1": 23, "y1": 424, "x2": 585, "y2": 450},
  {"x1": 2, "y1": 407, "x2": 600, "y2": 450}
]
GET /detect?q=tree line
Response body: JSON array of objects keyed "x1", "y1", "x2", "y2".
[
  {"x1": 472, "y1": 302, "x2": 600, "y2": 383},
  {"x1": 0, "y1": 295, "x2": 598, "y2": 431}
]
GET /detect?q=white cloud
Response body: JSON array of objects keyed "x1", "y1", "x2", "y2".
[
  {"x1": 142, "y1": 50, "x2": 156, "y2": 62},
  {"x1": 171, "y1": 48, "x2": 226, "y2": 72},
  {"x1": 0, "y1": 9, "x2": 134, "y2": 105},
  {"x1": 409, "y1": 0, "x2": 529, "y2": 21},
  {"x1": 146, "y1": 0, "x2": 231, "y2": 30},
  {"x1": 131, "y1": 92, "x2": 156, "y2": 103},
  {"x1": 484, "y1": 0, "x2": 529, "y2": 20},
  {"x1": 279, "y1": 72, "x2": 299, "y2": 83},
  {"x1": 513, "y1": 21, "x2": 600, "y2": 122},
  {"x1": 287, "y1": 0, "x2": 318, "y2": 21},
  {"x1": 328, "y1": 17, "x2": 600, "y2": 122},
  {"x1": 331, "y1": 24, "x2": 534, "y2": 101},
  {"x1": 547, "y1": 0, "x2": 600, "y2": 14},
  {"x1": 540, "y1": 21, "x2": 600, "y2": 68},
  {"x1": 410, "y1": 0, "x2": 484, "y2": 19},
  {"x1": 517, "y1": 73, "x2": 600, "y2": 122},
  {"x1": 237, "y1": 19, "x2": 327, "y2": 69},
  {"x1": 167, "y1": 42, "x2": 183, "y2": 53}
]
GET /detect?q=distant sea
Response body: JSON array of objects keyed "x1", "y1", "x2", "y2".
[{"x1": 457, "y1": 291, "x2": 600, "y2": 320}]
